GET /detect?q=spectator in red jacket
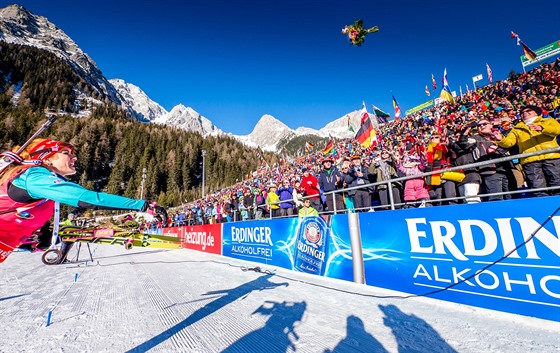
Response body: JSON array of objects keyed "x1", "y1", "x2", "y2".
[{"x1": 300, "y1": 167, "x2": 322, "y2": 213}]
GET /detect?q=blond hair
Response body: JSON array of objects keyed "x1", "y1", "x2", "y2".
[{"x1": 0, "y1": 138, "x2": 60, "y2": 186}]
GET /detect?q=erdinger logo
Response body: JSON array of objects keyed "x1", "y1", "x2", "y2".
[{"x1": 304, "y1": 221, "x2": 322, "y2": 247}]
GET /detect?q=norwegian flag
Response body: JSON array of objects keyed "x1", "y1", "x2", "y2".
[{"x1": 432, "y1": 74, "x2": 437, "y2": 90}]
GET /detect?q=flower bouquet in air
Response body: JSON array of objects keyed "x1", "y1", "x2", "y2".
[{"x1": 342, "y1": 19, "x2": 379, "y2": 47}]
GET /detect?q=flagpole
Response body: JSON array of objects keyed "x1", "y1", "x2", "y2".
[{"x1": 472, "y1": 77, "x2": 476, "y2": 90}]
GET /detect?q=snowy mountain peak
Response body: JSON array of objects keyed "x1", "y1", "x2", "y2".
[
  {"x1": 246, "y1": 114, "x2": 294, "y2": 152},
  {"x1": 251, "y1": 114, "x2": 291, "y2": 134},
  {"x1": 0, "y1": 4, "x2": 121, "y2": 104},
  {"x1": 109, "y1": 79, "x2": 167, "y2": 123},
  {"x1": 156, "y1": 104, "x2": 223, "y2": 136},
  {"x1": 0, "y1": 4, "x2": 31, "y2": 20}
]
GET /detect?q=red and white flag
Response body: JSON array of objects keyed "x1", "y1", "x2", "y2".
[
  {"x1": 486, "y1": 63, "x2": 493, "y2": 83},
  {"x1": 511, "y1": 31, "x2": 537, "y2": 61}
]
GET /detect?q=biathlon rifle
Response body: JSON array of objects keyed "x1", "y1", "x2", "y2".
[{"x1": 0, "y1": 114, "x2": 58, "y2": 174}]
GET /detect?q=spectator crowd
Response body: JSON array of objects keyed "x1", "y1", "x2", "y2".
[{"x1": 166, "y1": 59, "x2": 560, "y2": 226}]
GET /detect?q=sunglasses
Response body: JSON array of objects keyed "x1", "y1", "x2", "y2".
[{"x1": 477, "y1": 122, "x2": 490, "y2": 127}]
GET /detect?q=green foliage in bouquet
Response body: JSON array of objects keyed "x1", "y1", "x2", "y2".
[{"x1": 342, "y1": 19, "x2": 379, "y2": 47}]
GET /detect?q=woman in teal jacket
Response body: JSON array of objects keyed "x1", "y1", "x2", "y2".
[{"x1": 0, "y1": 138, "x2": 166, "y2": 263}]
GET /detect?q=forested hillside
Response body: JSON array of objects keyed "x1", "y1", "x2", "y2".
[{"x1": 0, "y1": 43, "x2": 278, "y2": 208}]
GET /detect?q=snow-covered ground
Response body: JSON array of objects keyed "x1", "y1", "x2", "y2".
[{"x1": 1, "y1": 245, "x2": 558, "y2": 353}]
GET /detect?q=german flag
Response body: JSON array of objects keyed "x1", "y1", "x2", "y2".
[
  {"x1": 354, "y1": 112, "x2": 377, "y2": 148},
  {"x1": 511, "y1": 31, "x2": 537, "y2": 61},
  {"x1": 322, "y1": 138, "x2": 334, "y2": 155},
  {"x1": 520, "y1": 41, "x2": 537, "y2": 61},
  {"x1": 305, "y1": 142, "x2": 314, "y2": 153}
]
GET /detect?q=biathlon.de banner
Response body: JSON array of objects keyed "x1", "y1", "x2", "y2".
[
  {"x1": 521, "y1": 40, "x2": 560, "y2": 67},
  {"x1": 405, "y1": 100, "x2": 434, "y2": 115}
]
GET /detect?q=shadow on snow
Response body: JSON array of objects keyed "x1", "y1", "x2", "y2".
[{"x1": 125, "y1": 273, "x2": 288, "y2": 353}]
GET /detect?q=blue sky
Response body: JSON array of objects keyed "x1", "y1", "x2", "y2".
[{"x1": 7, "y1": 0, "x2": 560, "y2": 134}]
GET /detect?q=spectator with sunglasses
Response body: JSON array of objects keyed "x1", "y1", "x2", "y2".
[{"x1": 472, "y1": 118, "x2": 515, "y2": 201}]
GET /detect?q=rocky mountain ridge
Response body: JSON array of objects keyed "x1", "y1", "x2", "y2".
[{"x1": 0, "y1": 4, "x2": 373, "y2": 152}]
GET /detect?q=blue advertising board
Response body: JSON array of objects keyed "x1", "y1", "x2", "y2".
[
  {"x1": 358, "y1": 196, "x2": 560, "y2": 322},
  {"x1": 221, "y1": 196, "x2": 559, "y2": 321},
  {"x1": 222, "y1": 217, "x2": 333, "y2": 276},
  {"x1": 222, "y1": 218, "x2": 298, "y2": 270}
]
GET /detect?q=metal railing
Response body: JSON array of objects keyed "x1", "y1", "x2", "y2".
[
  {"x1": 325, "y1": 146, "x2": 560, "y2": 213},
  {"x1": 168, "y1": 146, "x2": 560, "y2": 224}
]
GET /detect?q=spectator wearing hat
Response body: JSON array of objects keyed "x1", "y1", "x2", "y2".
[
  {"x1": 493, "y1": 105, "x2": 560, "y2": 196},
  {"x1": 214, "y1": 201, "x2": 223, "y2": 224},
  {"x1": 61, "y1": 213, "x2": 76, "y2": 227},
  {"x1": 224, "y1": 196, "x2": 234, "y2": 223},
  {"x1": 236, "y1": 196, "x2": 249, "y2": 221},
  {"x1": 301, "y1": 167, "x2": 322, "y2": 212},
  {"x1": 254, "y1": 189, "x2": 267, "y2": 220},
  {"x1": 347, "y1": 154, "x2": 372, "y2": 211},
  {"x1": 340, "y1": 160, "x2": 355, "y2": 212},
  {"x1": 204, "y1": 203, "x2": 214, "y2": 224},
  {"x1": 292, "y1": 180, "x2": 305, "y2": 211},
  {"x1": 369, "y1": 149, "x2": 402, "y2": 210},
  {"x1": 448, "y1": 123, "x2": 482, "y2": 203},
  {"x1": 472, "y1": 118, "x2": 515, "y2": 201},
  {"x1": 277, "y1": 179, "x2": 295, "y2": 217},
  {"x1": 425, "y1": 133, "x2": 458, "y2": 205},
  {"x1": 242, "y1": 188, "x2": 254, "y2": 220},
  {"x1": 266, "y1": 183, "x2": 280, "y2": 218},
  {"x1": 318, "y1": 157, "x2": 345, "y2": 214}
]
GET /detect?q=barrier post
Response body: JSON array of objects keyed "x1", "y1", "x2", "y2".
[{"x1": 348, "y1": 213, "x2": 365, "y2": 284}]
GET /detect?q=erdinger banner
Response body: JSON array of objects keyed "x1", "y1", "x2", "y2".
[
  {"x1": 357, "y1": 197, "x2": 560, "y2": 322},
  {"x1": 222, "y1": 217, "x2": 332, "y2": 275},
  {"x1": 222, "y1": 219, "x2": 298, "y2": 268}
]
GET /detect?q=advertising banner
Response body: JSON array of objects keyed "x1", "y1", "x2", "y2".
[
  {"x1": 143, "y1": 228, "x2": 162, "y2": 235},
  {"x1": 223, "y1": 217, "x2": 335, "y2": 275},
  {"x1": 323, "y1": 214, "x2": 354, "y2": 280},
  {"x1": 162, "y1": 227, "x2": 181, "y2": 238},
  {"x1": 405, "y1": 100, "x2": 434, "y2": 116},
  {"x1": 521, "y1": 40, "x2": 560, "y2": 67},
  {"x1": 358, "y1": 197, "x2": 560, "y2": 321},
  {"x1": 221, "y1": 216, "x2": 355, "y2": 278},
  {"x1": 222, "y1": 218, "x2": 298, "y2": 269},
  {"x1": 170, "y1": 224, "x2": 222, "y2": 255}
]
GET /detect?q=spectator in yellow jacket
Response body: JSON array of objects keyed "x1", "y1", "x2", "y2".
[
  {"x1": 265, "y1": 183, "x2": 280, "y2": 218},
  {"x1": 493, "y1": 105, "x2": 560, "y2": 196},
  {"x1": 298, "y1": 199, "x2": 319, "y2": 217}
]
